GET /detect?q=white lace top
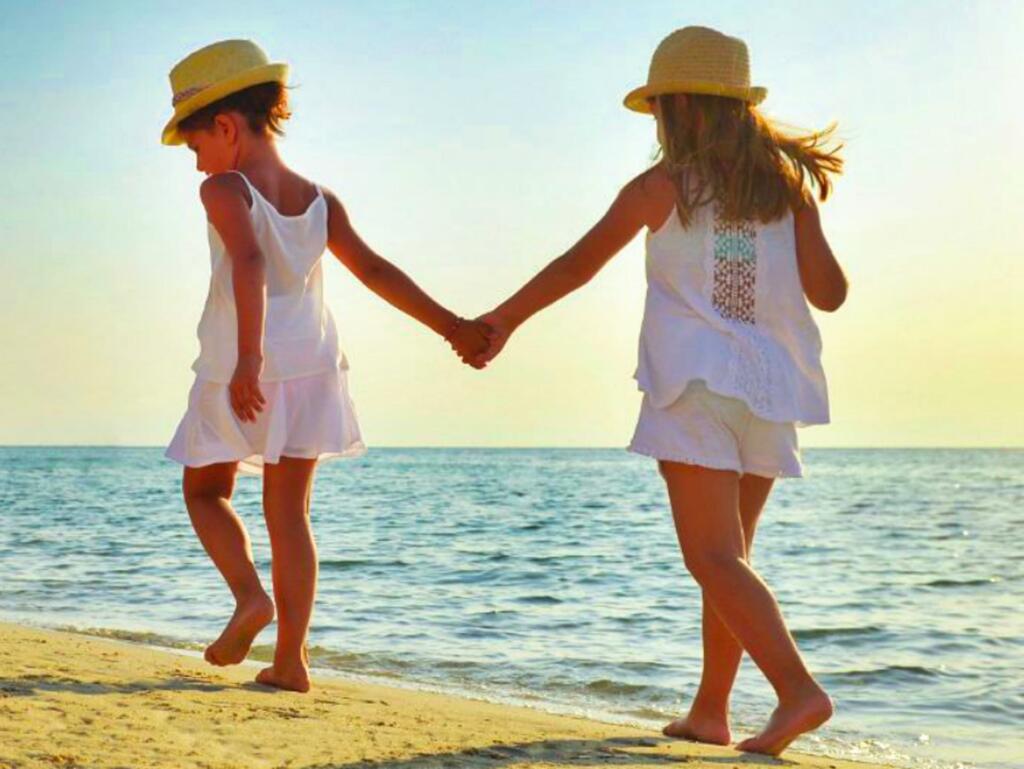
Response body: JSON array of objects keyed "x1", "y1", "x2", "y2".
[{"x1": 635, "y1": 202, "x2": 829, "y2": 426}]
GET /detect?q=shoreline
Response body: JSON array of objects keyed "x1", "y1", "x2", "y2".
[{"x1": 0, "y1": 620, "x2": 896, "y2": 769}]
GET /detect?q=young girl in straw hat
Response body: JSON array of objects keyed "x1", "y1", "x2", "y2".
[
  {"x1": 161, "y1": 39, "x2": 491, "y2": 692},
  {"x1": 475, "y1": 26, "x2": 846, "y2": 756}
]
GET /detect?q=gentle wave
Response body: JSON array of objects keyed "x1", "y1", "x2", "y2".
[
  {"x1": 320, "y1": 558, "x2": 410, "y2": 570},
  {"x1": 55, "y1": 625, "x2": 204, "y2": 652},
  {"x1": 792, "y1": 625, "x2": 884, "y2": 641},
  {"x1": 823, "y1": 665, "x2": 946, "y2": 685},
  {"x1": 2, "y1": 446, "x2": 1022, "y2": 769},
  {"x1": 920, "y1": 577, "x2": 1000, "y2": 588}
]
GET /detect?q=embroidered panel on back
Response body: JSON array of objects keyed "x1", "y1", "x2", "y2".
[{"x1": 711, "y1": 209, "x2": 757, "y2": 324}]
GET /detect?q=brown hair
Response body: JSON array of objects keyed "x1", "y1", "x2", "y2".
[
  {"x1": 655, "y1": 93, "x2": 843, "y2": 226},
  {"x1": 178, "y1": 81, "x2": 292, "y2": 140}
]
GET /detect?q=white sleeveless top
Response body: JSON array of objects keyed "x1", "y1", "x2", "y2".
[
  {"x1": 635, "y1": 202, "x2": 829, "y2": 426},
  {"x1": 191, "y1": 170, "x2": 346, "y2": 384}
]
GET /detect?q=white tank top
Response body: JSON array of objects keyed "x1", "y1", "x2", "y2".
[
  {"x1": 190, "y1": 170, "x2": 346, "y2": 384},
  {"x1": 635, "y1": 202, "x2": 829, "y2": 426}
]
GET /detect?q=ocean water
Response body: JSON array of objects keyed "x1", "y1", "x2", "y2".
[{"x1": 0, "y1": 447, "x2": 1021, "y2": 768}]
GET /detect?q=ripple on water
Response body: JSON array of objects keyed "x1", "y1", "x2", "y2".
[{"x1": 1, "y1": 446, "x2": 1022, "y2": 769}]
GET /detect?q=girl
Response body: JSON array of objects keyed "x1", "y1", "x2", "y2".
[
  {"x1": 474, "y1": 27, "x2": 846, "y2": 756},
  {"x1": 161, "y1": 39, "x2": 490, "y2": 693}
]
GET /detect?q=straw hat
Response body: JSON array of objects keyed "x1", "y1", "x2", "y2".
[
  {"x1": 624, "y1": 26, "x2": 766, "y2": 114},
  {"x1": 161, "y1": 39, "x2": 288, "y2": 145}
]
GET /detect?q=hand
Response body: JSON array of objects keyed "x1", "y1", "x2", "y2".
[
  {"x1": 446, "y1": 318, "x2": 493, "y2": 369},
  {"x1": 229, "y1": 353, "x2": 266, "y2": 422},
  {"x1": 471, "y1": 311, "x2": 512, "y2": 367}
]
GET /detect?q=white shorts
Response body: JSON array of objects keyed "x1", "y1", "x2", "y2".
[{"x1": 628, "y1": 379, "x2": 803, "y2": 478}]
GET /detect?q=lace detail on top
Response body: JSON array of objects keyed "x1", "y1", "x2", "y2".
[
  {"x1": 711, "y1": 208, "x2": 757, "y2": 324},
  {"x1": 706, "y1": 206, "x2": 772, "y2": 415},
  {"x1": 727, "y1": 330, "x2": 773, "y2": 416}
]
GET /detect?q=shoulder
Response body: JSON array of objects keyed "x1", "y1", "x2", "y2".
[
  {"x1": 620, "y1": 163, "x2": 672, "y2": 198},
  {"x1": 793, "y1": 195, "x2": 823, "y2": 232},
  {"x1": 317, "y1": 186, "x2": 362, "y2": 248},
  {"x1": 620, "y1": 163, "x2": 676, "y2": 230},
  {"x1": 318, "y1": 185, "x2": 342, "y2": 210},
  {"x1": 318, "y1": 185, "x2": 351, "y2": 226},
  {"x1": 199, "y1": 172, "x2": 251, "y2": 214},
  {"x1": 792, "y1": 195, "x2": 832, "y2": 262}
]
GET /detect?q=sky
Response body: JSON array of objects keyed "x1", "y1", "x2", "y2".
[{"x1": 1, "y1": 1, "x2": 1022, "y2": 448}]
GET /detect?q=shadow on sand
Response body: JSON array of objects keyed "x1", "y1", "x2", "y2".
[{"x1": 0, "y1": 673, "x2": 229, "y2": 696}]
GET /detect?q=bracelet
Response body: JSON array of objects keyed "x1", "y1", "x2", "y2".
[{"x1": 443, "y1": 316, "x2": 464, "y2": 343}]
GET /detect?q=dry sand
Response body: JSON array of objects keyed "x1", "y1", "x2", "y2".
[{"x1": 0, "y1": 621, "x2": 891, "y2": 769}]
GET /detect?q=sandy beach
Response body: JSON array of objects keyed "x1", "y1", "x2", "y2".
[{"x1": 0, "y1": 621, "x2": 895, "y2": 769}]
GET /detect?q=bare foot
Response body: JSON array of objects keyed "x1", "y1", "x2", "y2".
[
  {"x1": 254, "y1": 662, "x2": 310, "y2": 693},
  {"x1": 204, "y1": 593, "x2": 275, "y2": 666},
  {"x1": 662, "y1": 711, "x2": 731, "y2": 745},
  {"x1": 735, "y1": 685, "x2": 834, "y2": 756}
]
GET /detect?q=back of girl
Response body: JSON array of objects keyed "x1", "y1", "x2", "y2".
[
  {"x1": 160, "y1": 39, "x2": 492, "y2": 693},
  {"x1": 475, "y1": 26, "x2": 847, "y2": 757}
]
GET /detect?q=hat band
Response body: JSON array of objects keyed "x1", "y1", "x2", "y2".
[{"x1": 172, "y1": 84, "x2": 209, "y2": 107}]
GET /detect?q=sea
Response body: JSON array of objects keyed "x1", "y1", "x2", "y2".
[{"x1": 0, "y1": 447, "x2": 1020, "y2": 768}]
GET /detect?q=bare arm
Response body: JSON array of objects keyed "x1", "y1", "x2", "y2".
[
  {"x1": 322, "y1": 189, "x2": 490, "y2": 364},
  {"x1": 200, "y1": 173, "x2": 267, "y2": 421},
  {"x1": 794, "y1": 199, "x2": 848, "y2": 312},
  {"x1": 487, "y1": 176, "x2": 651, "y2": 335},
  {"x1": 469, "y1": 173, "x2": 656, "y2": 367}
]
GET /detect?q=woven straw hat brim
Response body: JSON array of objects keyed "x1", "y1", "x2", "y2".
[
  {"x1": 624, "y1": 80, "x2": 767, "y2": 113},
  {"x1": 161, "y1": 62, "x2": 288, "y2": 146}
]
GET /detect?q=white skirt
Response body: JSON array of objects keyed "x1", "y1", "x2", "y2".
[{"x1": 165, "y1": 365, "x2": 366, "y2": 477}]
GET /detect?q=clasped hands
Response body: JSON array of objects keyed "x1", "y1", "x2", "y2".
[{"x1": 445, "y1": 312, "x2": 509, "y2": 370}]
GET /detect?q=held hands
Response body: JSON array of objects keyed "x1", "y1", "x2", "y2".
[
  {"x1": 444, "y1": 317, "x2": 494, "y2": 369},
  {"x1": 472, "y1": 312, "x2": 511, "y2": 367},
  {"x1": 230, "y1": 352, "x2": 267, "y2": 422},
  {"x1": 443, "y1": 312, "x2": 513, "y2": 369}
]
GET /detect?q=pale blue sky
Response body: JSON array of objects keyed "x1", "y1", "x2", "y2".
[{"x1": 1, "y1": 1, "x2": 1022, "y2": 447}]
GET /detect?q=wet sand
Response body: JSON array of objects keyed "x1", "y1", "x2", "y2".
[{"x1": 0, "y1": 621, "x2": 891, "y2": 769}]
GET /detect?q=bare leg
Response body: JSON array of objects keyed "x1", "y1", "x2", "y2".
[
  {"x1": 182, "y1": 462, "x2": 275, "y2": 666},
  {"x1": 255, "y1": 456, "x2": 318, "y2": 693},
  {"x1": 660, "y1": 462, "x2": 832, "y2": 756},
  {"x1": 663, "y1": 473, "x2": 774, "y2": 744}
]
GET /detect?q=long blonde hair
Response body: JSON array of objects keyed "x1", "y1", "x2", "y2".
[{"x1": 656, "y1": 93, "x2": 843, "y2": 226}]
